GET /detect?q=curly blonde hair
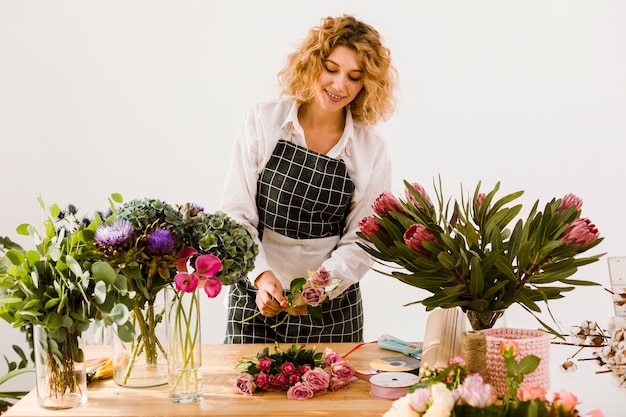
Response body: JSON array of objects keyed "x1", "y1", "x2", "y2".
[{"x1": 277, "y1": 15, "x2": 397, "y2": 126}]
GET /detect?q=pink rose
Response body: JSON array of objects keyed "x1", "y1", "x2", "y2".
[
  {"x1": 407, "y1": 388, "x2": 432, "y2": 413},
  {"x1": 281, "y1": 362, "x2": 296, "y2": 375},
  {"x1": 552, "y1": 389, "x2": 579, "y2": 412},
  {"x1": 561, "y1": 218, "x2": 600, "y2": 249},
  {"x1": 301, "y1": 368, "x2": 330, "y2": 395},
  {"x1": 308, "y1": 266, "x2": 332, "y2": 287},
  {"x1": 359, "y1": 216, "x2": 382, "y2": 239},
  {"x1": 254, "y1": 372, "x2": 268, "y2": 390},
  {"x1": 323, "y1": 348, "x2": 342, "y2": 365},
  {"x1": 287, "y1": 382, "x2": 314, "y2": 400},
  {"x1": 330, "y1": 361, "x2": 355, "y2": 380},
  {"x1": 233, "y1": 373, "x2": 256, "y2": 396},
  {"x1": 499, "y1": 340, "x2": 519, "y2": 358},
  {"x1": 403, "y1": 223, "x2": 438, "y2": 257},
  {"x1": 301, "y1": 286, "x2": 326, "y2": 307},
  {"x1": 299, "y1": 365, "x2": 312, "y2": 374},
  {"x1": 258, "y1": 356, "x2": 271, "y2": 371},
  {"x1": 517, "y1": 385, "x2": 547, "y2": 402},
  {"x1": 449, "y1": 356, "x2": 467, "y2": 366},
  {"x1": 329, "y1": 377, "x2": 351, "y2": 392},
  {"x1": 584, "y1": 410, "x2": 604, "y2": 417},
  {"x1": 373, "y1": 191, "x2": 405, "y2": 215}
]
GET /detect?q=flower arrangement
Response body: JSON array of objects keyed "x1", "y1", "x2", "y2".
[
  {"x1": 0, "y1": 198, "x2": 132, "y2": 402},
  {"x1": 241, "y1": 266, "x2": 341, "y2": 328},
  {"x1": 233, "y1": 343, "x2": 355, "y2": 399},
  {"x1": 358, "y1": 178, "x2": 605, "y2": 334},
  {"x1": 92, "y1": 196, "x2": 258, "y2": 385},
  {"x1": 384, "y1": 342, "x2": 603, "y2": 417}
]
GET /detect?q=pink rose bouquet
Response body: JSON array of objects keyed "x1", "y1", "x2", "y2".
[{"x1": 233, "y1": 343, "x2": 354, "y2": 400}]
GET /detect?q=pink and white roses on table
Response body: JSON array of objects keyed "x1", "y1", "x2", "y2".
[{"x1": 233, "y1": 343, "x2": 355, "y2": 399}]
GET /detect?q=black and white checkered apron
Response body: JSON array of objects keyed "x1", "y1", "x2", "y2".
[{"x1": 225, "y1": 139, "x2": 363, "y2": 344}]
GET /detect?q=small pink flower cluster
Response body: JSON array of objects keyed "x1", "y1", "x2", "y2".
[{"x1": 233, "y1": 345, "x2": 355, "y2": 400}]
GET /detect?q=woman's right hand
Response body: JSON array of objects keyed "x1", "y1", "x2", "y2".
[{"x1": 254, "y1": 271, "x2": 290, "y2": 317}]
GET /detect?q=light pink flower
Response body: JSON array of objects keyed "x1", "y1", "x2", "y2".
[
  {"x1": 407, "y1": 388, "x2": 432, "y2": 413},
  {"x1": 301, "y1": 286, "x2": 326, "y2": 307},
  {"x1": 308, "y1": 266, "x2": 332, "y2": 287},
  {"x1": 329, "y1": 377, "x2": 351, "y2": 392},
  {"x1": 405, "y1": 182, "x2": 434, "y2": 210},
  {"x1": 330, "y1": 360, "x2": 355, "y2": 380},
  {"x1": 517, "y1": 385, "x2": 547, "y2": 402},
  {"x1": 459, "y1": 374, "x2": 495, "y2": 408},
  {"x1": 449, "y1": 356, "x2": 467, "y2": 366},
  {"x1": 552, "y1": 389, "x2": 579, "y2": 412},
  {"x1": 561, "y1": 218, "x2": 600, "y2": 249},
  {"x1": 359, "y1": 216, "x2": 382, "y2": 239},
  {"x1": 287, "y1": 382, "x2": 314, "y2": 400},
  {"x1": 424, "y1": 383, "x2": 455, "y2": 417},
  {"x1": 373, "y1": 191, "x2": 405, "y2": 215},
  {"x1": 233, "y1": 373, "x2": 256, "y2": 396},
  {"x1": 559, "y1": 193, "x2": 583, "y2": 211},
  {"x1": 404, "y1": 224, "x2": 438, "y2": 257},
  {"x1": 301, "y1": 368, "x2": 330, "y2": 395},
  {"x1": 584, "y1": 409, "x2": 604, "y2": 417},
  {"x1": 323, "y1": 348, "x2": 342, "y2": 365}
]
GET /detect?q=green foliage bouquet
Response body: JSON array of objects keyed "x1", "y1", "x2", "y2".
[
  {"x1": 358, "y1": 178, "x2": 605, "y2": 334},
  {"x1": 0, "y1": 198, "x2": 132, "y2": 401}
]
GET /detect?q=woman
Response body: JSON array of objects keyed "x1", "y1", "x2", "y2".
[{"x1": 220, "y1": 15, "x2": 397, "y2": 343}]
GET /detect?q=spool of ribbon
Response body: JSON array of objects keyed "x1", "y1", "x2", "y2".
[{"x1": 368, "y1": 372, "x2": 419, "y2": 400}]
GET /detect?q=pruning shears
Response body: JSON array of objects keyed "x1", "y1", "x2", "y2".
[{"x1": 377, "y1": 334, "x2": 422, "y2": 359}]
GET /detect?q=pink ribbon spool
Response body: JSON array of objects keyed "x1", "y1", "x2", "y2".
[{"x1": 368, "y1": 372, "x2": 419, "y2": 400}]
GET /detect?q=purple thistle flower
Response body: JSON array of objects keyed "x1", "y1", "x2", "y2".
[
  {"x1": 95, "y1": 220, "x2": 133, "y2": 246},
  {"x1": 146, "y1": 229, "x2": 177, "y2": 255}
]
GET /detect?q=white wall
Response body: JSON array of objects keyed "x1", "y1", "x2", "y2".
[{"x1": 1, "y1": 0, "x2": 625, "y2": 393}]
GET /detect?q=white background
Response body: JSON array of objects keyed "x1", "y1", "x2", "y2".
[{"x1": 1, "y1": 1, "x2": 625, "y2": 414}]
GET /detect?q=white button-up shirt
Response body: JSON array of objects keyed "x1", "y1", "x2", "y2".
[{"x1": 219, "y1": 98, "x2": 392, "y2": 296}]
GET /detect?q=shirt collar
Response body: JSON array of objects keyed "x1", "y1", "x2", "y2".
[{"x1": 281, "y1": 100, "x2": 355, "y2": 158}]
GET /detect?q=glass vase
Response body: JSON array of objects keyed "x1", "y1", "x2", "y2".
[
  {"x1": 165, "y1": 286, "x2": 203, "y2": 403},
  {"x1": 112, "y1": 295, "x2": 168, "y2": 388},
  {"x1": 466, "y1": 309, "x2": 506, "y2": 331},
  {"x1": 33, "y1": 325, "x2": 87, "y2": 409}
]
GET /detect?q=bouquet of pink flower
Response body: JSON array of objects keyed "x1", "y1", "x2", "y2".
[
  {"x1": 384, "y1": 342, "x2": 603, "y2": 417},
  {"x1": 233, "y1": 343, "x2": 355, "y2": 400}
]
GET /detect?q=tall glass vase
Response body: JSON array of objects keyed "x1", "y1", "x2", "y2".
[
  {"x1": 112, "y1": 295, "x2": 168, "y2": 388},
  {"x1": 165, "y1": 286, "x2": 203, "y2": 403},
  {"x1": 33, "y1": 325, "x2": 87, "y2": 409}
]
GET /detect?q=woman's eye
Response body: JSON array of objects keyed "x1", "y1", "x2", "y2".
[
  {"x1": 348, "y1": 76, "x2": 361, "y2": 82},
  {"x1": 325, "y1": 67, "x2": 337, "y2": 74}
]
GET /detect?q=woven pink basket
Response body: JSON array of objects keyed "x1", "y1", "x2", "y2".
[{"x1": 483, "y1": 328, "x2": 551, "y2": 397}]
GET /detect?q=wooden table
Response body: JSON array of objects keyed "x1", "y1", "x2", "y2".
[{"x1": 3, "y1": 342, "x2": 400, "y2": 417}]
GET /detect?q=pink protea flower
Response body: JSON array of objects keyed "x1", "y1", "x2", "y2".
[
  {"x1": 404, "y1": 224, "x2": 438, "y2": 257},
  {"x1": 405, "y1": 182, "x2": 434, "y2": 210},
  {"x1": 372, "y1": 191, "x2": 405, "y2": 215},
  {"x1": 559, "y1": 193, "x2": 583, "y2": 212},
  {"x1": 359, "y1": 216, "x2": 382, "y2": 239},
  {"x1": 561, "y1": 218, "x2": 600, "y2": 249}
]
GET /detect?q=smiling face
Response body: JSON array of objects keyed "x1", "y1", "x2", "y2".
[{"x1": 312, "y1": 45, "x2": 365, "y2": 114}]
